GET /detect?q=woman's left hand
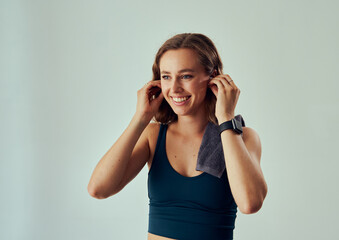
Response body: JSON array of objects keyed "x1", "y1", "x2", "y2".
[{"x1": 208, "y1": 74, "x2": 240, "y2": 122}]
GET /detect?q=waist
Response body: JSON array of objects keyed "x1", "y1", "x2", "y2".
[{"x1": 148, "y1": 204, "x2": 236, "y2": 240}]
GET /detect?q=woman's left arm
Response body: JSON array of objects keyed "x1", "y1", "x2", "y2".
[
  {"x1": 208, "y1": 73, "x2": 268, "y2": 214},
  {"x1": 219, "y1": 122, "x2": 268, "y2": 215}
]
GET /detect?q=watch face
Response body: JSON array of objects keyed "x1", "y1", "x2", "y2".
[{"x1": 232, "y1": 118, "x2": 243, "y2": 134}]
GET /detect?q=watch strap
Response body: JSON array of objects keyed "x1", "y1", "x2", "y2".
[
  {"x1": 219, "y1": 115, "x2": 245, "y2": 135},
  {"x1": 219, "y1": 120, "x2": 234, "y2": 134}
]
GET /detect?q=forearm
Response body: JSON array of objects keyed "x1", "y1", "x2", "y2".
[
  {"x1": 220, "y1": 129, "x2": 266, "y2": 213},
  {"x1": 87, "y1": 114, "x2": 148, "y2": 198}
]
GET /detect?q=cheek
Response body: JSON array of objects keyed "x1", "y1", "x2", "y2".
[
  {"x1": 160, "y1": 86, "x2": 170, "y2": 98},
  {"x1": 161, "y1": 82, "x2": 175, "y2": 93},
  {"x1": 194, "y1": 86, "x2": 208, "y2": 99},
  {"x1": 161, "y1": 85, "x2": 169, "y2": 93},
  {"x1": 192, "y1": 84, "x2": 207, "y2": 95}
]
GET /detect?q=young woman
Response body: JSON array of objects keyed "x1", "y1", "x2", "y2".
[{"x1": 88, "y1": 33, "x2": 267, "y2": 240}]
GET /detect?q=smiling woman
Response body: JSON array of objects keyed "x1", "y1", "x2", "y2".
[
  {"x1": 87, "y1": 33, "x2": 267, "y2": 240},
  {"x1": 157, "y1": 48, "x2": 213, "y2": 120}
]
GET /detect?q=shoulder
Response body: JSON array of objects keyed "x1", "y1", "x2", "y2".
[
  {"x1": 242, "y1": 126, "x2": 261, "y2": 146},
  {"x1": 148, "y1": 121, "x2": 162, "y2": 131},
  {"x1": 242, "y1": 126, "x2": 260, "y2": 141},
  {"x1": 145, "y1": 122, "x2": 162, "y2": 141}
]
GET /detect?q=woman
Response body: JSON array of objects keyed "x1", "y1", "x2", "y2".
[{"x1": 88, "y1": 33, "x2": 268, "y2": 240}]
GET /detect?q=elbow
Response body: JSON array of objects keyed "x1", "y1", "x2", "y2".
[
  {"x1": 240, "y1": 185, "x2": 268, "y2": 214},
  {"x1": 87, "y1": 184, "x2": 112, "y2": 199},
  {"x1": 88, "y1": 188, "x2": 106, "y2": 199},
  {"x1": 239, "y1": 201, "x2": 263, "y2": 214}
]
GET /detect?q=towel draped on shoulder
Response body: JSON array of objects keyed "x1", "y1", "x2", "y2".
[{"x1": 196, "y1": 114, "x2": 246, "y2": 178}]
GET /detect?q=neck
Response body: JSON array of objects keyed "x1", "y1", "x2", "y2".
[{"x1": 171, "y1": 111, "x2": 210, "y2": 138}]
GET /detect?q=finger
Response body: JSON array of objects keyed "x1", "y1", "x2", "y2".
[
  {"x1": 211, "y1": 76, "x2": 233, "y2": 90},
  {"x1": 145, "y1": 80, "x2": 161, "y2": 88},
  {"x1": 144, "y1": 79, "x2": 160, "y2": 86},
  {"x1": 145, "y1": 82, "x2": 162, "y2": 96},
  {"x1": 147, "y1": 81, "x2": 162, "y2": 98},
  {"x1": 220, "y1": 75, "x2": 234, "y2": 89},
  {"x1": 149, "y1": 87, "x2": 161, "y2": 95},
  {"x1": 141, "y1": 81, "x2": 160, "y2": 102},
  {"x1": 149, "y1": 83, "x2": 162, "y2": 94},
  {"x1": 208, "y1": 84, "x2": 218, "y2": 97},
  {"x1": 208, "y1": 78, "x2": 225, "y2": 95},
  {"x1": 149, "y1": 89, "x2": 161, "y2": 100},
  {"x1": 223, "y1": 74, "x2": 238, "y2": 89}
]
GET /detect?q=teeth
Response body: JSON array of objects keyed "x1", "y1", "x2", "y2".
[{"x1": 173, "y1": 96, "x2": 189, "y2": 102}]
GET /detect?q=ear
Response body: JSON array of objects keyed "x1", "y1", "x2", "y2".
[{"x1": 210, "y1": 69, "x2": 217, "y2": 78}]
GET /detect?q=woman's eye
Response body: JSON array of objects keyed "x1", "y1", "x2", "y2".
[
  {"x1": 161, "y1": 75, "x2": 193, "y2": 80},
  {"x1": 183, "y1": 75, "x2": 193, "y2": 79}
]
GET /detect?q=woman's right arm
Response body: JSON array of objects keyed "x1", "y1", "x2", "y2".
[
  {"x1": 87, "y1": 80, "x2": 163, "y2": 199},
  {"x1": 87, "y1": 113, "x2": 149, "y2": 199}
]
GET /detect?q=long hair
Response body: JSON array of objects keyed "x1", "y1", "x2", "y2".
[{"x1": 151, "y1": 33, "x2": 224, "y2": 125}]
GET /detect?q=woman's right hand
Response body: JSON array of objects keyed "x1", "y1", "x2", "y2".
[{"x1": 135, "y1": 79, "x2": 164, "y2": 124}]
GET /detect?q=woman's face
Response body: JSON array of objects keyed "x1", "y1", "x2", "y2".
[{"x1": 159, "y1": 48, "x2": 210, "y2": 116}]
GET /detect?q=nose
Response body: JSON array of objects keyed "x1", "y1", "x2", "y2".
[{"x1": 171, "y1": 78, "x2": 183, "y2": 92}]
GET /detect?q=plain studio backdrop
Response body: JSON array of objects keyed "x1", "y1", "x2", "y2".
[{"x1": 1, "y1": 0, "x2": 338, "y2": 239}]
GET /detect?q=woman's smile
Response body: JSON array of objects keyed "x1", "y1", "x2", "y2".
[{"x1": 171, "y1": 96, "x2": 191, "y2": 106}]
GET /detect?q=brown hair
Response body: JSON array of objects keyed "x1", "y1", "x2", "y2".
[{"x1": 151, "y1": 33, "x2": 224, "y2": 125}]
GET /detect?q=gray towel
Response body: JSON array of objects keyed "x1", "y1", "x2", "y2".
[{"x1": 195, "y1": 114, "x2": 246, "y2": 178}]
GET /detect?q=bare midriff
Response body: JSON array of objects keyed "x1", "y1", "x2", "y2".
[{"x1": 148, "y1": 232, "x2": 177, "y2": 240}]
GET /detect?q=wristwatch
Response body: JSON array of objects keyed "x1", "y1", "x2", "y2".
[{"x1": 219, "y1": 117, "x2": 243, "y2": 135}]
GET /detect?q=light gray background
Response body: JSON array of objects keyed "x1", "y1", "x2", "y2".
[{"x1": 1, "y1": 0, "x2": 338, "y2": 239}]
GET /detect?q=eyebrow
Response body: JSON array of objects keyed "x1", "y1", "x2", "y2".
[{"x1": 161, "y1": 68, "x2": 196, "y2": 74}]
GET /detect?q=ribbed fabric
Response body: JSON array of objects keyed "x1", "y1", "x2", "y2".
[{"x1": 148, "y1": 123, "x2": 238, "y2": 240}]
